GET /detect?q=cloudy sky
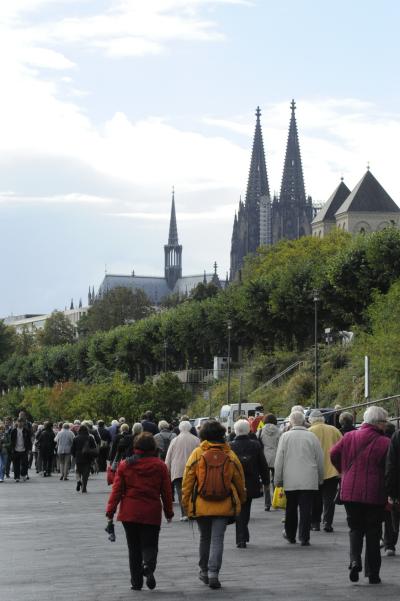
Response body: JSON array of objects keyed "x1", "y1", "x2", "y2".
[{"x1": 1, "y1": 0, "x2": 400, "y2": 316}]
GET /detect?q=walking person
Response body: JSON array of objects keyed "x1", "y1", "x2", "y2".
[
  {"x1": 154, "y1": 421, "x2": 176, "y2": 460},
  {"x1": 274, "y1": 411, "x2": 324, "y2": 546},
  {"x1": 230, "y1": 419, "x2": 269, "y2": 548},
  {"x1": 97, "y1": 420, "x2": 112, "y2": 472},
  {"x1": 110, "y1": 423, "x2": 133, "y2": 464},
  {"x1": 257, "y1": 413, "x2": 281, "y2": 511},
  {"x1": 165, "y1": 421, "x2": 199, "y2": 520},
  {"x1": 37, "y1": 422, "x2": 56, "y2": 477},
  {"x1": 331, "y1": 406, "x2": 390, "y2": 584},
  {"x1": 309, "y1": 409, "x2": 342, "y2": 532},
  {"x1": 0, "y1": 422, "x2": 10, "y2": 482},
  {"x1": 55, "y1": 423, "x2": 75, "y2": 480},
  {"x1": 71, "y1": 424, "x2": 98, "y2": 493},
  {"x1": 106, "y1": 432, "x2": 174, "y2": 591},
  {"x1": 385, "y1": 418, "x2": 400, "y2": 557},
  {"x1": 182, "y1": 421, "x2": 246, "y2": 589},
  {"x1": 10, "y1": 418, "x2": 32, "y2": 482}
]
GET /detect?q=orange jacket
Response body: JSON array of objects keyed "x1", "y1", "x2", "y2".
[{"x1": 182, "y1": 441, "x2": 246, "y2": 518}]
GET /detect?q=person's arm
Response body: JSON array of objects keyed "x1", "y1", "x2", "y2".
[
  {"x1": 165, "y1": 439, "x2": 174, "y2": 472},
  {"x1": 106, "y1": 463, "x2": 125, "y2": 518},
  {"x1": 330, "y1": 437, "x2": 344, "y2": 473},
  {"x1": 274, "y1": 435, "x2": 285, "y2": 486},
  {"x1": 160, "y1": 463, "x2": 174, "y2": 520},
  {"x1": 181, "y1": 449, "x2": 199, "y2": 513},
  {"x1": 71, "y1": 437, "x2": 76, "y2": 458},
  {"x1": 232, "y1": 455, "x2": 247, "y2": 504},
  {"x1": 314, "y1": 437, "x2": 324, "y2": 485},
  {"x1": 257, "y1": 444, "x2": 270, "y2": 485},
  {"x1": 385, "y1": 433, "x2": 399, "y2": 500}
]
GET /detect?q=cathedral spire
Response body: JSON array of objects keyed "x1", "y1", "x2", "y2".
[
  {"x1": 279, "y1": 99, "x2": 306, "y2": 207},
  {"x1": 168, "y1": 186, "x2": 179, "y2": 246},
  {"x1": 245, "y1": 106, "x2": 270, "y2": 209}
]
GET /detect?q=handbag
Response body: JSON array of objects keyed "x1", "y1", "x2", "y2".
[{"x1": 272, "y1": 486, "x2": 287, "y2": 509}]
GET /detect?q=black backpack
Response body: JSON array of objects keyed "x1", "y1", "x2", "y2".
[{"x1": 159, "y1": 432, "x2": 174, "y2": 460}]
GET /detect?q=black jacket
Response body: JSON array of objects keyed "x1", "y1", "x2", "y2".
[
  {"x1": 110, "y1": 432, "x2": 133, "y2": 462},
  {"x1": 385, "y1": 430, "x2": 400, "y2": 500},
  {"x1": 71, "y1": 433, "x2": 97, "y2": 464},
  {"x1": 230, "y1": 435, "x2": 269, "y2": 499},
  {"x1": 36, "y1": 428, "x2": 56, "y2": 453},
  {"x1": 10, "y1": 427, "x2": 32, "y2": 453}
]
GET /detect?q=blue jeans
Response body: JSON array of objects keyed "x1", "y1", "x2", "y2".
[
  {"x1": 0, "y1": 451, "x2": 8, "y2": 480},
  {"x1": 197, "y1": 517, "x2": 228, "y2": 577}
]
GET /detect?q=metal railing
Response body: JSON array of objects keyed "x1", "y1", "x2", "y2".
[
  {"x1": 248, "y1": 360, "x2": 305, "y2": 399},
  {"x1": 317, "y1": 394, "x2": 400, "y2": 429}
]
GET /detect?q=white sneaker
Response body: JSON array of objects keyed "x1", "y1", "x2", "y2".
[
  {"x1": 0, "y1": 479, "x2": 4, "y2": 482},
  {"x1": 180, "y1": 516, "x2": 189, "y2": 522}
]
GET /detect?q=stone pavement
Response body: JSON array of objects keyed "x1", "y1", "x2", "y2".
[{"x1": 1, "y1": 472, "x2": 400, "y2": 601}]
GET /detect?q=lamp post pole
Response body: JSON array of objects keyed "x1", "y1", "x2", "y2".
[
  {"x1": 163, "y1": 340, "x2": 167, "y2": 373},
  {"x1": 227, "y1": 320, "x2": 232, "y2": 404},
  {"x1": 313, "y1": 290, "x2": 320, "y2": 408}
]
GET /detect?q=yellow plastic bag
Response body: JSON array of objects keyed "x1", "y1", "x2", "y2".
[{"x1": 272, "y1": 486, "x2": 287, "y2": 509}]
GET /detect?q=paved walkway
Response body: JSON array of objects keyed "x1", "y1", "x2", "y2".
[{"x1": 1, "y1": 472, "x2": 400, "y2": 601}]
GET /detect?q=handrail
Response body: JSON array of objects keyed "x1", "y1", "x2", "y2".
[{"x1": 248, "y1": 360, "x2": 305, "y2": 398}]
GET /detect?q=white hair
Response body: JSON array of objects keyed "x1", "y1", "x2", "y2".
[
  {"x1": 132, "y1": 422, "x2": 143, "y2": 435},
  {"x1": 363, "y1": 406, "x2": 388, "y2": 425},
  {"x1": 291, "y1": 405, "x2": 305, "y2": 414},
  {"x1": 179, "y1": 420, "x2": 192, "y2": 433},
  {"x1": 289, "y1": 411, "x2": 306, "y2": 427},
  {"x1": 158, "y1": 420, "x2": 169, "y2": 430},
  {"x1": 309, "y1": 410, "x2": 325, "y2": 425},
  {"x1": 234, "y1": 419, "x2": 250, "y2": 436},
  {"x1": 111, "y1": 420, "x2": 119, "y2": 426}
]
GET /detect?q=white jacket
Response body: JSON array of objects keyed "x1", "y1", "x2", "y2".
[
  {"x1": 274, "y1": 426, "x2": 324, "y2": 491},
  {"x1": 165, "y1": 431, "x2": 199, "y2": 481},
  {"x1": 54, "y1": 429, "x2": 75, "y2": 454}
]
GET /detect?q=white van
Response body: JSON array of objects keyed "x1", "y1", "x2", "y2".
[{"x1": 219, "y1": 403, "x2": 264, "y2": 433}]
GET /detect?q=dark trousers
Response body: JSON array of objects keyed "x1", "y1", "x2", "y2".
[
  {"x1": 264, "y1": 468, "x2": 275, "y2": 508},
  {"x1": 42, "y1": 452, "x2": 54, "y2": 475},
  {"x1": 13, "y1": 451, "x2": 28, "y2": 479},
  {"x1": 236, "y1": 498, "x2": 252, "y2": 544},
  {"x1": 383, "y1": 509, "x2": 399, "y2": 551},
  {"x1": 98, "y1": 446, "x2": 109, "y2": 472},
  {"x1": 123, "y1": 522, "x2": 160, "y2": 588},
  {"x1": 345, "y1": 502, "x2": 384, "y2": 578},
  {"x1": 311, "y1": 476, "x2": 339, "y2": 528},
  {"x1": 197, "y1": 517, "x2": 228, "y2": 577},
  {"x1": 173, "y1": 478, "x2": 185, "y2": 517},
  {"x1": 5, "y1": 453, "x2": 12, "y2": 477},
  {"x1": 285, "y1": 490, "x2": 314, "y2": 543},
  {"x1": 76, "y1": 462, "x2": 91, "y2": 491}
]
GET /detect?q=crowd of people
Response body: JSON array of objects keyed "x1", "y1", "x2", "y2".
[{"x1": 1, "y1": 405, "x2": 400, "y2": 591}]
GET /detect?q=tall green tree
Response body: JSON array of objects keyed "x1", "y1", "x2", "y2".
[
  {"x1": 37, "y1": 311, "x2": 76, "y2": 347},
  {"x1": 0, "y1": 320, "x2": 16, "y2": 362}
]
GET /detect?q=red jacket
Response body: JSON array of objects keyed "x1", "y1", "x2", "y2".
[
  {"x1": 106, "y1": 452, "x2": 174, "y2": 525},
  {"x1": 330, "y1": 423, "x2": 390, "y2": 506}
]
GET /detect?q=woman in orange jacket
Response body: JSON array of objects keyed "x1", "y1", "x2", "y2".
[{"x1": 182, "y1": 420, "x2": 246, "y2": 589}]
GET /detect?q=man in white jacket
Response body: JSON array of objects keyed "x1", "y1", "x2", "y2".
[
  {"x1": 274, "y1": 411, "x2": 324, "y2": 546},
  {"x1": 165, "y1": 421, "x2": 199, "y2": 521}
]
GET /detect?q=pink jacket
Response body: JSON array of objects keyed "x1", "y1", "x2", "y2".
[{"x1": 330, "y1": 423, "x2": 390, "y2": 505}]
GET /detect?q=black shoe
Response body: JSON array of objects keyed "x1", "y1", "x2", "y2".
[
  {"x1": 209, "y1": 577, "x2": 221, "y2": 589},
  {"x1": 323, "y1": 525, "x2": 334, "y2": 533},
  {"x1": 311, "y1": 524, "x2": 320, "y2": 531},
  {"x1": 131, "y1": 585, "x2": 143, "y2": 590},
  {"x1": 300, "y1": 540, "x2": 310, "y2": 546},
  {"x1": 236, "y1": 542, "x2": 247, "y2": 548},
  {"x1": 368, "y1": 576, "x2": 381, "y2": 585},
  {"x1": 282, "y1": 530, "x2": 296, "y2": 544},
  {"x1": 76, "y1": 481, "x2": 82, "y2": 492},
  {"x1": 60, "y1": 476, "x2": 64, "y2": 481},
  {"x1": 43, "y1": 473, "x2": 47, "y2": 477},
  {"x1": 143, "y1": 566, "x2": 156, "y2": 590},
  {"x1": 265, "y1": 506, "x2": 271, "y2": 512},
  {"x1": 349, "y1": 561, "x2": 361, "y2": 582},
  {"x1": 199, "y1": 571, "x2": 209, "y2": 585}
]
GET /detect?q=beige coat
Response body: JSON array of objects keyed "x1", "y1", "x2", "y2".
[
  {"x1": 165, "y1": 431, "x2": 199, "y2": 481},
  {"x1": 309, "y1": 422, "x2": 342, "y2": 480}
]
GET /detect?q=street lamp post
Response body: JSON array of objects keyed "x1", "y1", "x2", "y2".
[
  {"x1": 227, "y1": 320, "x2": 232, "y2": 404},
  {"x1": 163, "y1": 340, "x2": 167, "y2": 373},
  {"x1": 313, "y1": 290, "x2": 320, "y2": 408}
]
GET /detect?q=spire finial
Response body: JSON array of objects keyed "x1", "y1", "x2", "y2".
[
  {"x1": 340, "y1": 173, "x2": 344, "y2": 182},
  {"x1": 367, "y1": 161, "x2": 370, "y2": 171},
  {"x1": 214, "y1": 261, "x2": 218, "y2": 275},
  {"x1": 290, "y1": 99, "x2": 296, "y2": 113},
  {"x1": 172, "y1": 185, "x2": 175, "y2": 198},
  {"x1": 255, "y1": 106, "x2": 261, "y2": 119}
]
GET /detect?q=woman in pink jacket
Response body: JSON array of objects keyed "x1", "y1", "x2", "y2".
[{"x1": 330, "y1": 406, "x2": 390, "y2": 585}]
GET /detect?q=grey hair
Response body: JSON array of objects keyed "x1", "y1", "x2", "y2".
[
  {"x1": 63, "y1": 423, "x2": 70, "y2": 429},
  {"x1": 132, "y1": 423, "x2": 143, "y2": 435},
  {"x1": 158, "y1": 420, "x2": 169, "y2": 430},
  {"x1": 291, "y1": 405, "x2": 305, "y2": 414},
  {"x1": 363, "y1": 406, "x2": 388, "y2": 425},
  {"x1": 179, "y1": 420, "x2": 192, "y2": 433},
  {"x1": 339, "y1": 412, "x2": 354, "y2": 426},
  {"x1": 289, "y1": 411, "x2": 306, "y2": 426},
  {"x1": 234, "y1": 419, "x2": 250, "y2": 436}
]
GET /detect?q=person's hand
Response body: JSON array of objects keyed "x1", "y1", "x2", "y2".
[{"x1": 105, "y1": 511, "x2": 113, "y2": 520}]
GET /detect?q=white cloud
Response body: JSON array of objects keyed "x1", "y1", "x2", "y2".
[{"x1": 0, "y1": 192, "x2": 113, "y2": 205}]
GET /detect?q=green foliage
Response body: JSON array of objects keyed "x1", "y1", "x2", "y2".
[
  {"x1": 79, "y1": 287, "x2": 153, "y2": 336},
  {"x1": 190, "y1": 282, "x2": 220, "y2": 301},
  {"x1": 0, "y1": 321, "x2": 16, "y2": 363},
  {"x1": 37, "y1": 311, "x2": 76, "y2": 347}
]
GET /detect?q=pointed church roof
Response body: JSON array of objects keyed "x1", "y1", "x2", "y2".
[
  {"x1": 335, "y1": 170, "x2": 400, "y2": 215},
  {"x1": 245, "y1": 106, "x2": 270, "y2": 208},
  {"x1": 168, "y1": 187, "x2": 179, "y2": 245},
  {"x1": 312, "y1": 180, "x2": 351, "y2": 224},
  {"x1": 279, "y1": 99, "x2": 306, "y2": 205}
]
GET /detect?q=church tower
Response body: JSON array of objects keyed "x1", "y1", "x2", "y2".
[
  {"x1": 272, "y1": 100, "x2": 313, "y2": 242},
  {"x1": 164, "y1": 188, "x2": 182, "y2": 290},
  {"x1": 230, "y1": 107, "x2": 271, "y2": 279}
]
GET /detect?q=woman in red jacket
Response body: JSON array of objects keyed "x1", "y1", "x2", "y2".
[
  {"x1": 330, "y1": 406, "x2": 390, "y2": 585},
  {"x1": 106, "y1": 432, "x2": 174, "y2": 591}
]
